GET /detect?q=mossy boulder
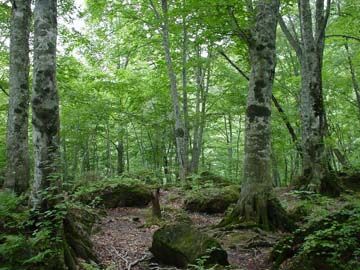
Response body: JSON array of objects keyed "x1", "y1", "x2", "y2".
[
  {"x1": 74, "y1": 178, "x2": 152, "y2": 208},
  {"x1": 150, "y1": 223, "x2": 228, "y2": 268},
  {"x1": 198, "y1": 171, "x2": 233, "y2": 186},
  {"x1": 184, "y1": 185, "x2": 240, "y2": 214},
  {"x1": 271, "y1": 205, "x2": 360, "y2": 270}
]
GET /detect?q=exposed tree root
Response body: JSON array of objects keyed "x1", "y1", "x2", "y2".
[
  {"x1": 295, "y1": 172, "x2": 343, "y2": 197},
  {"x1": 217, "y1": 192, "x2": 295, "y2": 232}
]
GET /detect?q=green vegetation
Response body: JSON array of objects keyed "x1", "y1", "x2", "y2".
[
  {"x1": 184, "y1": 185, "x2": 240, "y2": 214},
  {"x1": 1, "y1": 0, "x2": 360, "y2": 269},
  {"x1": 271, "y1": 204, "x2": 360, "y2": 270}
]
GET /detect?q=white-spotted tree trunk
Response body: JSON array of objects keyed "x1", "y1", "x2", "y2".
[
  {"x1": 280, "y1": 0, "x2": 331, "y2": 190},
  {"x1": 31, "y1": 0, "x2": 61, "y2": 210},
  {"x1": 221, "y1": 0, "x2": 293, "y2": 231},
  {"x1": 4, "y1": 0, "x2": 31, "y2": 194}
]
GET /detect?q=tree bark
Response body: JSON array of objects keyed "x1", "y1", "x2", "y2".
[
  {"x1": 219, "y1": 50, "x2": 302, "y2": 156},
  {"x1": 156, "y1": 0, "x2": 187, "y2": 180},
  {"x1": 4, "y1": 0, "x2": 31, "y2": 194},
  {"x1": 221, "y1": 0, "x2": 292, "y2": 231},
  {"x1": 280, "y1": 0, "x2": 331, "y2": 190},
  {"x1": 190, "y1": 48, "x2": 211, "y2": 173},
  {"x1": 299, "y1": 0, "x2": 329, "y2": 189},
  {"x1": 181, "y1": 0, "x2": 190, "y2": 172},
  {"x1": 191, "y1": 45, "x2": 203, "y2": 173},
  {"x1": 31, "y1": 0, "x2": 61, "y2": 210},
  {"x1": 238, "y1": 0, "x2": 279, "y2": 229}
]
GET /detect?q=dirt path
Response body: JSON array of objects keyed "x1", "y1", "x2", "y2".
[{"x1": 91, "y1": 188, "x2": 279, "y2": 270}]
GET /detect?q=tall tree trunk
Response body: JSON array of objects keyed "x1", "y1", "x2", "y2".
[
  {"x1": 191, "y1": 46, "x2": 202, "y2": 173},
  {"x1": 298, "y1": 0, "x2": 328, "y2": 189},
  {"x1": 181, "y1": 0, "x2": 190, "y2": 172},
  {"x1": 221, "y1": 0, "x2": 292, "y2": 231},
  {"x1": 238, "y1": 0, "x2": 280, "y2": 229},
  {"x1": 152, "y1": 0, "x2": 187, "y2": 180},
  {"x1": 279, "y1": 0, "x2": 331, "y2": 190},
  {"x1": 4, "y1": 0, "x2": 31, "y2": 194},
  {"x1": 31, "y1": 0, "x2": 61, "y2": 210},
  {"x1": 190, "y1": 48, "x2": 211, "y2": 173}
]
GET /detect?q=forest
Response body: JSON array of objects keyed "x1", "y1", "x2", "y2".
[{"x1": 0, "y1": 0, "x2": 360, "y2": 269}]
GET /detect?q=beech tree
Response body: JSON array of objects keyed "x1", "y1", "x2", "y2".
[
  {"x1": 150, "y1": 0, "x2": 188, "y2": 180},
  {"x1": 221, "y1": 0, "x2": 292, "y2": 230},
  {"x1": 31, "y1": 0, "x2": 60, "y2": 210},
  {"x1": 4, "y1": 0, "x2": 31, "y2": 194},
  {"x1": 279, "y1": 0, "x2": 331, "y2": 190}
]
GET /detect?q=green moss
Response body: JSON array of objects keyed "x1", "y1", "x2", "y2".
[
  {"x1": 144, "y1": 206, "x2": 192, "y2": 228},
  {"x1": 150, "y1": 223, "x2": 228, "y2": 268},
  {"x1": 184, "y1": 185, "x2": 240, "y2": 214},
  {"x1": 73, "y1": 177, "x2": 152, "y2": 208}
]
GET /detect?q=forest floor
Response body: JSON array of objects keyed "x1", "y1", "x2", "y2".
[{"x1": 91, "y1": 188, "x2": 285, "y2": 270}]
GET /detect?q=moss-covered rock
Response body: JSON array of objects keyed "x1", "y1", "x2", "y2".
[
  {"x1": 287, "y1": 204, "x2": 310, "y2": 223},
  {"x1": 150, "y1": 223, "x2": 229, "y2": 268},
  {"x1": 197, "y1": 171, "x2": 233, "y2": 186},
  {"x1": 184, "y1": 185, "x2": 240, "y2": 214},
  {"x1": 74, "y1": 178, "x2": 152, "y2": 208},
  {"x1": 271, "y1": 205, "x2": 360, "y2": 270}
]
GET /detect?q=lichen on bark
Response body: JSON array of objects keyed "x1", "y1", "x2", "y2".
[
  {"x1": 31, "y1": 0, "x2": 60, "y2": 209},
  {"x1": 4, "y1": 0, "x2": 31, "y2": 194},
  {"x1": 219, "y1": 0, "x2": 293, "y2": 231}
]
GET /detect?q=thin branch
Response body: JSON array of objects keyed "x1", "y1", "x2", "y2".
[
  {"x1": 326, "y1": 34, "x2": 360, "y2": 42},
  {"x1": 278, "y1": 16, "x2": 302, "y2": 57},
  {"x1": 218, "y1": 50, "x2": 249, "y2": 80},
  {"x1": 227, "y1": 6, "x2": 251, "y2": 44},
  {"x1": 127, "y1": 254, "x2": 150, "y2": 270},
  {"x1": 149, "y1": 0, "x2": 161, "y2": 21},
  {"x1": 288, "y1": 15, "x2": 301, "y2": 47},
  {"x1": 316, "y1": 0, "x2": 331, "y2": 47},
  {"x1": 219, "y1": 50, "x2": 301, "y2": 151},
  {"x1": 0, "y1": 84, "x2": 9, "y2": 97}
]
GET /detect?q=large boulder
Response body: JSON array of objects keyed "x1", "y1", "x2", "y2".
[
  {"x1": 184, "y1": 185, "x2": 240, "y2": 214},
  {"x1": 74, "y1": 179, "x2": 152, "y2": 208},
  {"x1": 150, "y1": 223, "x2": 228, "y2": 268}
]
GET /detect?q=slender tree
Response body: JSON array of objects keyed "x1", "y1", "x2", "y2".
[
  {"x1": 4, "y1": 0, "x2": 31, "y2": 194},
  {"x1": 150, "y1": 0, "x2": 188, "y2": 180},
  {"x1": 31, "y1": 0, "x2": 60, "y2": 210}
]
